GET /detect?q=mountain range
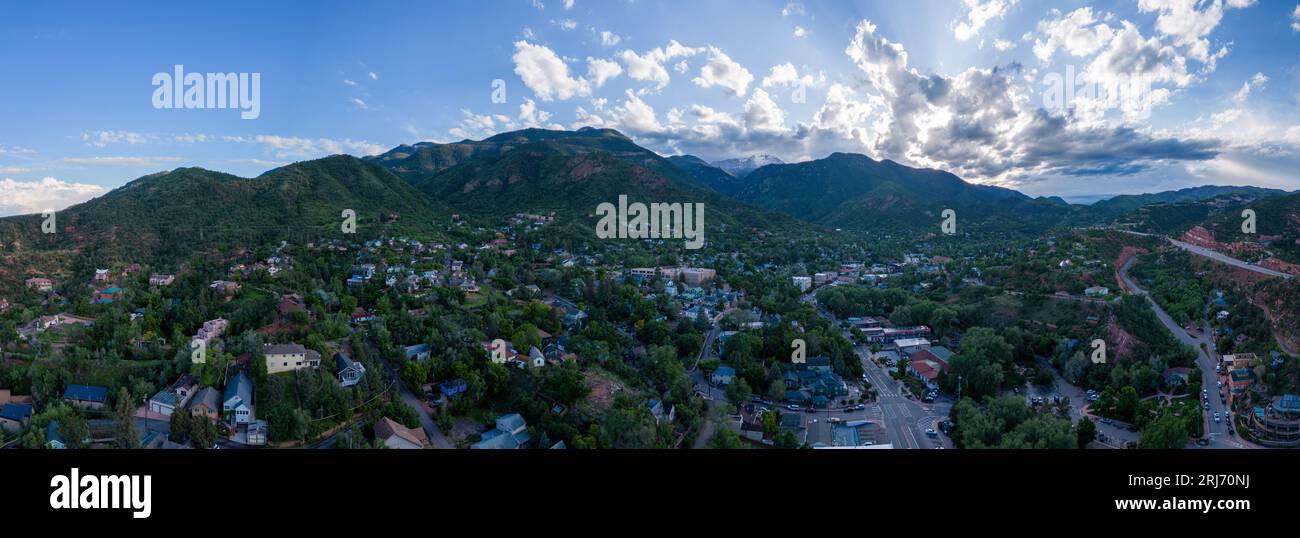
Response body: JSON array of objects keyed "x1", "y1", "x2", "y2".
[{"x1": 2, "y1": 127, "x2": 1295, "y2": 265}]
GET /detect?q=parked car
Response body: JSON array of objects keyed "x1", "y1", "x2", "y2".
[
  {"x1": 1214, "y1": 412, "x2": 1221, "y2": 423},
  {"x1": 925, "y1": 428, "x2": 938, "y2": 437},
  {"x1": 787, "y1": 404, "x2": 801, "y2": 411}
]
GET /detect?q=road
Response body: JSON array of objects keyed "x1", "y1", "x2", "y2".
[
  {"x1": 1118, "y1": 256, "x2": 1255, "y2": 449},
  {"x1": 364, "y1": 332, "x2": 454, "y2": 449},
  {"x1": 1116, "y1": 229, "x2": 1293, "y2": 280},
  {"x1": 801, "y1": 289, "x2": 951, "y2": 449},
  {"x1": 1028, "y1": 356, "x2": 1139, "y2": 448}
]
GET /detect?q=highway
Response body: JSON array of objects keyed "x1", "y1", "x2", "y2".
[
  {"x1": 1115, "y1": 229, "x2": 1293, "y2": 280},
  {"x1": 1117, "y1": 256, "x2": 1256, "y2": 449}
]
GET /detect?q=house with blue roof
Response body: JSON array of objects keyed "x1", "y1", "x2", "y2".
[
  {"x1": 63, "y1": 384, "x2": 108, "y2": 410},
  {"x1": 435, "y1": 379, "x2": 467, "y2": 401},
  {"x1": 0, "y1": 403, "x2": 32, "y2": 432},
  {"x1": 710, "y1": 366, "x2": 736, "y2": 385},
  {"x1": 46, "y1": 421, "x2": 66, "y2": 449},
  {"x1": 471, "y1": 412, "x2": 531, "y2": 449},
  {"x1": 223, "y1": 372, "x2": 254, "y2": 425}
]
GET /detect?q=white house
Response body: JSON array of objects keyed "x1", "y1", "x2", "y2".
[{"x1": 223, "y1": 373, "x2": 254, "y2": 425}]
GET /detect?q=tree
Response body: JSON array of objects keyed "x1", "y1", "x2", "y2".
[
  {"x1": 1116, "y1": 386, "x2": 1139, "y2": 423},
  {"x1": 707, "y1": 427, "x2": 745, "y2": 449},
  {"x1": 191, "y1": 417, "x2": 219, "y2": 449},
  {"x1": 169, "y1": 411, "x2": 193, "y2": 443},
  {"x1": 725, "y1": 378, "x2": 752, "y2": 404},
  {"x1": 113, "y1": 387, "x2": 140, "y2": 449},
  {"x1": 1140, "y1": 412, "x2": 1188, "y2": 449},
  {"x1": 767, "y1": 379, "x2": 787, "y2": 401},
  {"x1": 1077, "y1": 416, "x2": 1097, "y2": 449}
]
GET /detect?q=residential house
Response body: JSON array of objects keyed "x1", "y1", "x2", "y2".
[
  {"x1": 403, "y1": 344, "x2": 431, "y2": 362},
  {"x1": 188, "y1": 387, "x2": 222, "y2": 421},
  {"x1": 648, "y1": 399, "x2": 675, "y2": 424},
  {"x1": 276, "y1": 295, "x2": 306, "y2": 317},
  {"x1": 471, "y1": 413, "x2": 530, "y2": 449},
  {"x1": 0, "y1": 403, "x2": 32, "y2": 433},
  {"x1": 710, "y1": 366, "x2": 736, "y2": 385},
  {"x1": 529, "y1": 346, "x2": 546, "y2": 368},
  {"x1": 263, "y1": 343, "x2": 322, "y2": 374},
  {"x1": 792, "y1": 276, "x2": 812, "y2": 291},
  {"x1": 335, "y1": 353, "x2": 366, "y2": 387},
  {"x1": 93, "y1": 268, "x2": 110, "y2": 282},
  {"x1": 438, "y1": 379, "x2": 468, "y2": 400},
  {"x1": 223, "y1": 372, "x2": 254, "y2": 425},
  {"x1": 63, "y1": 384, "x2": 108, "y2": 410},
  {"x1": 209, "y1": 280, "x2": 241, "y2": 295},
  {"x1": 148, "y1": 273, "x2": 175, "y2": 286},
  {"x1": 1084, "y1": 286, "x2": 1109, "y2": 297},
  {"x1": 25, "y1": 277, "x2": 53, "y2": 291},
  {"x1": 350, "y1": 308, "x2": 376, "y2": 325},
  {"x1": 46, "y1": 421, "x2": 66, "y2": 449},
  {"x1": 189, "y1": 319, "x2": 227, "y2": 353},
  {"x1": 374, "y1": 417, "x2": 430, "y2": 449}
]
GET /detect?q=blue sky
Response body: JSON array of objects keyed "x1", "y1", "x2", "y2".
[{"x1": 1, "y1": 0, "x2": 1298, "y2": 215}]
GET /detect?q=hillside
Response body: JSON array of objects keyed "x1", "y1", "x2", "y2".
[
  {"x1": 0, "y1": 155, "x2": 447, "y2": 263},
  {"x1": 730, "y1": 152, "x2": 1069, "y2": 232},
  {"x1": 411, "y1": 139, "x2": 808, "y2": 241},
  {"x1": 1088, "y1": 185, "x2": 1288, "y2": 221},
  {"x1": 366, "y1": 127, "x2": 668, "y2": 185}
]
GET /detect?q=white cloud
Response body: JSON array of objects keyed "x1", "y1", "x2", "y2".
[
  {"x1": 1292, "y1": 4, "x2": 1300, "y2": 32},
  {"x1": 343, "y1": 79, "x2": 358, "y2": 86},
  {"x1": 0, "y1": 145, "x2": 36, "y2": 157},
  {"x1": 571, "y1": 106, "x2": 605, "y2": 129},
  {"x1": 0, "y1": 177, "x2": 107, "y2": 216},
  {"x1": 350, "y1": 97, "x2": 370, "y2": 110},
  {"x1": 743, "y1": 89, "x2": 788, "y2": 133},
  {"x1": 368, "y1": 71, "x2": 379, "y2": 80},
  {"x1": 782, "y1": 2, "x2": 805, "y2": 17},
  {"x1": 1032, "y1": 7, "x2": 1115, "y2": 62},
  {"x1": 599, "y1": 30, "x2": 622, "y2": 47},
  {"x1": 760, "y1": 62, "x2": 824, "y2": 89},
  {"x1": 953, "y1": 0, "x2": 1017, "y2": 42},
  {"x1": 586, "y1": 57, "x2": 623, "y2": 87},
  {"x1": 56, "y1": 156, "x2": 184, "y2": 167},
  {"x1": 0, "y1": 166, "x2": 32, "y2": 174},
  {"x1": 793, "y1": 26, "x2": 808, "y2": 38},
  {"x1": 993, "y1": 38, "x2": 1016, "y2": 51},
  {"x1": 609, "y1": 89, "x2": 665, "y2": 135},
  {"x1": 512, "y1": 40, "x2": 592, "y2": 101},
  {"x1": 222, "y1": 135, "x2": 387, "y2": 158},
  {"x1": 1233, "y1": 72, "x2": 1268, "y2": 103},
  {"x1": 557, "y1": 19, "x2": 577, "y2": 30},
  {"x1": 617, "y1": 41, "x2": 702, "y2": 91},
  {"x1": 563, "y1": 0, "x2": 574, "y2": 9},
  {"x1": 1137, "y1": 0, "x2": 1255, "y2": 63},
  {"x1": 517, "y1": 98, "x2": 553, "y2": 127},
  {"x1": 81, "y1": 130, "x2": 150, "y2": 147},
  {"x1": 692, "y1": 47, "x2": 754, "y2": 96},
  {"x1": 529, "y1": 0, "x2": 544, "y2": 10},
  {"x1": 840, "y1": 18, "x2": 1219, "y2": 184}
]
